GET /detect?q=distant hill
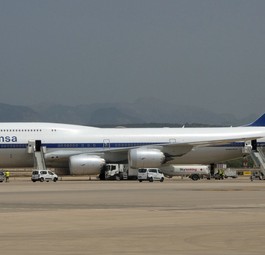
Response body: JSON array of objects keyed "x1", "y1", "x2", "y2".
[
  {"x1": 0, "y1": 99, "x2": 258, "y2": 126},
  {"x1": 0, "y1": 103, "x2": 39, "y2": 122}
]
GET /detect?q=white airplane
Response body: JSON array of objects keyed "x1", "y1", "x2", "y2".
[{"x1": 0, "y1": 113, "x2": 265, "y2": 178}]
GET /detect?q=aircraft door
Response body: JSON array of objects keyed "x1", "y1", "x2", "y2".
[
  {"x1": 27, "y1": 140, "x2": 42, "y2": 153},
  {"x1": 169, "y1": 139, "x2": 176, "y2": 144},
  {"x1": 103, "y1": 139, "x2": 110, "y2": 149},
  {"x1": 27, "y1": 140, "x2": 35, "y2": 153},
  {"x1": 35, "y1": 140, "x2": 42, "y2": 152},
  {"x1": 251, "y1": 140, "x2": 257, "y2": 151}
]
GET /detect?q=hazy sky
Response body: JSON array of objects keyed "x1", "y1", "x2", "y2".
[{"x1": 1, "y1": 0, "x2": 265, "y2": 117}]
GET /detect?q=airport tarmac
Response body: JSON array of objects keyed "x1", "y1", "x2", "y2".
[{"x1": 0, "y1": 177, "x2": 265, "y2": 255}]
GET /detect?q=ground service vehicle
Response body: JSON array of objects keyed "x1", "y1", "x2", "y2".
[
  {"x1": 161, "y1": 165, "x2": 210, "y2": 181},
  {"x1": 224, "y1": 168, "x2": 238, "y2": 178},
  {"x1": 250, "y1": 171, "x2": 265, "y2": 181},
  {"x1": 104, "y1": 164, "x2": 138, "y2": 180},
  {"x1": 31, "y1": 170, "x2": 58, "y2": 182},
  {"x1": 138, "y1": 168, "x2": 164, "y2": 182}
]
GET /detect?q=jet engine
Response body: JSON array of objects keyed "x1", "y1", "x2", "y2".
[
  {"x1": 128, "y1": 148, "x2": 165, "y2": 169},
  {"x1": 69, "y1": 154, "x2": 106, "y2": 175}
]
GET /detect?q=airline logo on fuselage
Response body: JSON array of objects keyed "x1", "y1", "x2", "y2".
[{"x1": 0, "y1": 136, "x2": 18, "y2": 143}]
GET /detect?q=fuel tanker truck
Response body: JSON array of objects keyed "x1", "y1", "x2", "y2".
[{"x1": 160, "y1": 165, "x2": 210, "y2": 181}]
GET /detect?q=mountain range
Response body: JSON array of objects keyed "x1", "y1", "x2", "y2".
[{"x1": 0, "y1": 98, "x2": 257, "y2": 127}]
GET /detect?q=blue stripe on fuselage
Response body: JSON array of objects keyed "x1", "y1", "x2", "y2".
[
  {"x1": 0, "y1": 142, "x2": 159, "y2": 149},
  {"x1": 0, "y1": 142, "x2": 264, "y2": 149}
]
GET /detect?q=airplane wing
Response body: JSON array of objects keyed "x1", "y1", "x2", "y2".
[
  {"x1": 45, "y1": 134, "x2": 262, "y2": 162},
  {"x1": 159, "y1": 135, "x2": 262, "y2": 157}
]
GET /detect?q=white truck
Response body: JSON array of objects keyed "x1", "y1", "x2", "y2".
[
  {"x1": 105, "y1": 164, "x2": 138, "y2": 180},
  {"x1": 160, "y1": 164, "x2": 210, "y2": 181},
  {"x1": 224, "y1": 168, "x2": 238, "y2": 179}
]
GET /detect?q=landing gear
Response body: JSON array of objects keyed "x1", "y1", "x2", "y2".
[
  {"x1": 99, "y1": 165, "x2": 106, "y2": 180},
  {"x1": 208, "y1": 163, "x2": 215, "y2": 179}
]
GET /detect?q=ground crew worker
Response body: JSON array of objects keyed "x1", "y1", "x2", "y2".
[
  {"x1": 5, "y1": 171, "x2": 10, "y2": 182},
  {"x1": 220, "y1": 169, "x2": 225, "y2": 179}
]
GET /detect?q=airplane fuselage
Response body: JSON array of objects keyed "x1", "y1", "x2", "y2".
[{"x1": 0, "y1": 122, "x2": 265, "y2": 169}]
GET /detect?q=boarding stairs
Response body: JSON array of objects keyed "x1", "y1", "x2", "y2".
[
  {"x1": 27, "y1": 140, "x2": 47, "y2": 170},
  {"x1": 34, "y1": 147, "x2": 47, "y2": 170},
  {"x1": 245, "y1": 146, "x2": 265, "y2": 178}
]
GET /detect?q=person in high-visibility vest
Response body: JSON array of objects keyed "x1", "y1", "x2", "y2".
[
  {"x1": 5, "y1": 171, "x2": 10, "y2": 182},
  {"x1": 220, "y1": 169, "x2": 225, "y2": 179}
]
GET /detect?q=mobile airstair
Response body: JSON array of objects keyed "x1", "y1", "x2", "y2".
[
  {"x1": 33, "y1": 147, "x2": 47, "y2": 170},
  {"x1": 244, "y1": 145, "x2": 265, "y2": 178},
  {"x1": 28, "y1": 140, "x2": 47, "y2": 170}
]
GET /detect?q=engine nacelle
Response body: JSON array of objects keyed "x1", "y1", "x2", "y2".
[
  {"x1": 69, "y1": 155, "x2": 106, "y2": 175},
  {"x1": 128, "y1": 148, "x2": 165, "y2": 169}
]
